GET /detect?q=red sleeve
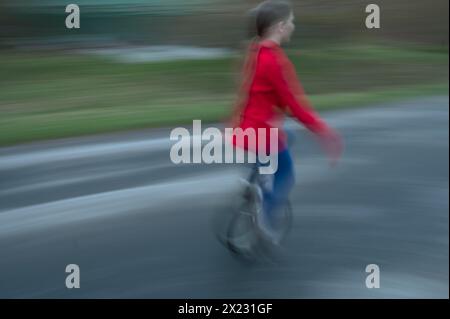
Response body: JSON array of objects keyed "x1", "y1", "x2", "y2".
[{"x1": 262, "y1": 48, "x2": 330, "y2": 135}]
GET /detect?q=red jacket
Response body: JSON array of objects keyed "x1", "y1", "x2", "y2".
[{"x1": 231, "y1": 39, "x2": 332, "y2": 155}]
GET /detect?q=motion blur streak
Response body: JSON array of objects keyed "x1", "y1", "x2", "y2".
[
  {"x1": 0, "y1": 0, "x2": 448, "y2": 298},
  {"x1": 0, "y1": 97, "x2": 448, "y2": 298}
]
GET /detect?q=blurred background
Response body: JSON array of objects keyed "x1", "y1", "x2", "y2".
[
  {"x1": 0, "y1": 0, "x2": 448, "y2": 145},
  {"x1": 0, "y1": 0, "x2": 448, "y2": 298}
]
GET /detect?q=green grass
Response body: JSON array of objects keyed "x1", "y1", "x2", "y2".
[{"x1": 0, "y1": 44, "x2": 448, "y2": 146}]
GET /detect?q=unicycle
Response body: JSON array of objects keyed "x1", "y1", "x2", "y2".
[{"x1": 224, "y1": 163, "x2": 293, "y2": 259}]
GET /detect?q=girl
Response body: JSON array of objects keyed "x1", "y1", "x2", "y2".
[{"x1": 230, "y1": 0, "x2": 343, "y2": 242}]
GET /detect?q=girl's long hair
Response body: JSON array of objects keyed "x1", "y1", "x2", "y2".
[{"x1": 229, "y1": 37, "x2": 261, "y2": 127}]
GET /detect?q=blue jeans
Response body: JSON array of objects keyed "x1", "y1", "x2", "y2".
[{"x1": 257, "y1": 147, "x2": 295, "y2": 223}]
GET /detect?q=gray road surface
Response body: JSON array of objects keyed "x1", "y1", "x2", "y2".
[{"x1": 0, "y1": 96, "x2": 448, "y2": 298}]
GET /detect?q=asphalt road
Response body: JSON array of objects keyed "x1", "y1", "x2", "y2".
[{"x1": 0, "y1": 96, "x2": 448, "y2": 298}]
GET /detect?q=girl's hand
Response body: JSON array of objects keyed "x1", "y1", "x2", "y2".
[{"x1": 318, "y1": 128, "x2": 344, "y2": 167}]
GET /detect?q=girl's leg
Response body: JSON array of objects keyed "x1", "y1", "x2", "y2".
[{"x1": 263, "y1": 148, "x2": 295, "y2": 224}]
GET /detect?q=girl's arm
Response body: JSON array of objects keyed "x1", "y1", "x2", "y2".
[{"x1": 263, "y1": 48, "x2": 343, "y2": 164}]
